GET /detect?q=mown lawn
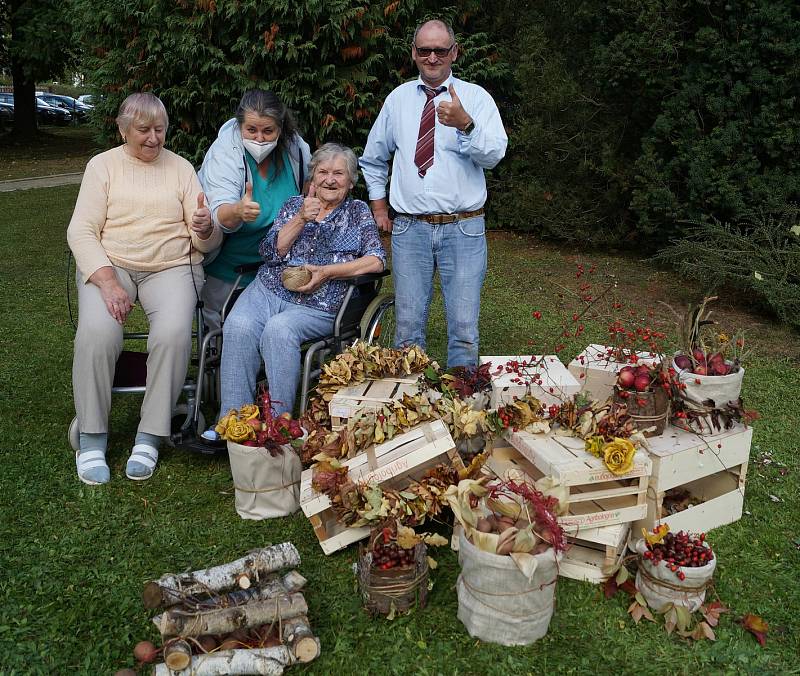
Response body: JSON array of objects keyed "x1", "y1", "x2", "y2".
[
  {"x1": 0, "y1": 126, "x2": 104, "y2": 181},
  {"x1": 0, "y1": 185, "x2": 798, "y2": 675}
]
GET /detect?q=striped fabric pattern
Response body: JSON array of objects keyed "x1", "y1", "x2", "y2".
[{"x1": 414, "y1": 86, "x2": 445, "y2": 177}]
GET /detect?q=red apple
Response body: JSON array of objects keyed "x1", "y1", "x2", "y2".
[
  {"x1": 617, "y1": 369, "x2": 636, "y2": 388},
  {"x1": 693, "y1": 364, "x2": 708, "y2": 376},
  {"x1": 635, "y1": 364, "x2": 651, "y2": 377},
  {"x1": 712, "y1": 362, "x2": 730, "y2": 376},
  {"x1": 674, "y1": 354, "x2": 692, "y2": 370},
  {"x1": 634, "y1": 375, "x2": 651, "y2": 392},
  {"x1": 692, "y1": 348, "x2": 706, "y2": 364}
]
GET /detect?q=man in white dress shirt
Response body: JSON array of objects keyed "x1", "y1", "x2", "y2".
[{"x1": 360, "y1": 19, "x2": 507, "y2": 368}]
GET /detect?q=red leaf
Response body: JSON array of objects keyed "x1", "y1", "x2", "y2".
[
  {"x1": 602, "y1": 576, "x2": 618, "y2": 599},
  {"x1": 619, "y1": 579, "x2": 638, "y2": 597},
  {"x1": 741, "y1": 613, "x2": 768, "y2": 646},
  {"x1": 628, "y1": 600, "x2": 656, "y2": 625},
  {"x1": 700, "y1": 601, "x2": 729, "y2": 628}
]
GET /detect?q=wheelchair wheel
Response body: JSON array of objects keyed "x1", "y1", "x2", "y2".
[
  {"x1": 68, "y1": 416, "x2": 80, "y2": 452},
  {"x1": 168, "y1": 404, "x2": 205, "y2": 448},
  {"x1": 363, "y1": 297, "x2": 396, "y2": 348}
]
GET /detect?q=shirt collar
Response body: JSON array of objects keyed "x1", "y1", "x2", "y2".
[{"x1": 416, "y1": 74, "x2": 453, "y2": 94}]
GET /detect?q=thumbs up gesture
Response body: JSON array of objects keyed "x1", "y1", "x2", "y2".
[
  {"x1": 300, "y1": 183, "x2": 322, "y2": 222},
  {"x1": 191, "y1": 191, "x2": 214, "y2": 238},
  {"x1": 436, "y1": 84, "x2": 471, "y2": 131},
  {"x1": 238, "y1": 182, "x2": 261, "y2": 223}
]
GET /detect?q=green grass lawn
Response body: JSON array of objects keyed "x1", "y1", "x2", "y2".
[
  {"x1": 0, "y1": 126, "x2": 105, "y2": 181},
  {"x1": 1, "y1": 185, "x2": 798, "y2": 674}
]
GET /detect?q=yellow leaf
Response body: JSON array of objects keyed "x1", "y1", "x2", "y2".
[
  {"x1": 426, "y1": 555, "x2": 438, "y2": 570},
  {"x1": 422, "y1": 533, "x2": 449, "y2": 547},
  {"x1": 643, "y1": 523, "x2": 670, "y2": 546}
]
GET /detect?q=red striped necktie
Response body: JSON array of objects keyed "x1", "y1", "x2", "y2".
[{"x1": 414, "y1": 85, "x2": 445, "y2": 177}]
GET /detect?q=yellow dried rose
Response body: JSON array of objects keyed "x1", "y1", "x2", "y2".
[
  {"x1": 239, "y1": 404, "x2": 260, "y2": 420},
  {"x1": 585, "y1": 435, "x2": 605, "y2": 458},
  {"x1": 602, "y1": 437, "x2": 636, "y2": 475},
  {"x1": 226, "y1": 420, "x2": 256, "y2": 443}
]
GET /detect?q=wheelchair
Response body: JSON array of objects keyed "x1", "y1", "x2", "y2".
[{"x1": 172, "y1": 262, "x2": 396, "y2": 452}]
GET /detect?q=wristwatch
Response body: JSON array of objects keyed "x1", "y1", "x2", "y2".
[{"x1": 461, "y1": 119, "x2": 475, "y2": 135}]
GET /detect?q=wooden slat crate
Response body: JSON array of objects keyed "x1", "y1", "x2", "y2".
[
  {"x1": 634, "y1": 424, "x2": 752, "y2": 534},
  {"x1": 567, "y1": 344, "x2": 661, "y2": 403},
  {"x1": 300, "y1": 420, "x2": 463, "y2": 555},
  {"x1": 498, "y1": 432, "x2": 651, "y2": 528},
  {"x1": 328, "y1": 375, "x2": 420, "y2": 428},
  {"x1": 479, "y1": 355, "x2": 581, "y2": 408},
  {"x1": 560, "y1": 522, "x2": 630, "y2": 584}
]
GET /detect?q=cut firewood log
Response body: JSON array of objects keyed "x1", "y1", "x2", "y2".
[
  {"x1": 154, "y1": 593, "x2": 308, "y2": 638},
  {"x1": 163, "y1": 639, "x2": 192, "y2": 671},
  {"x1": 178, "y1": 571, "x2": 308, "y2": 613},
  {"x1": 143, "y1": 543, "x2": 301, "y2": 609},
  {"x1": 153, "y1": 646, "x2": 292, "y2": 676},
  {"x1": 281, "y1": 615, "x2": 320, "y2": 663}
]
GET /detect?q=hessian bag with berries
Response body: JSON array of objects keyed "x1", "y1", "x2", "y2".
[
  {"x1": 456, "y1": 531, "x2": 560, "y2": 646},
  {"x1": 634, "y1": 539, "x2": 716, "y2": 613},
  {"x1": 227, "y1": 441, "x2": 301, "y2": 520}
]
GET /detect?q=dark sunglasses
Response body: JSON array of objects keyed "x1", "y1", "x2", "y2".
[{"x1": 414, "y1": 43, "x2": 454, "y2": 58}]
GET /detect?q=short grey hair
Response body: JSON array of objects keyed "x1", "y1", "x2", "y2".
[
  {"x1": 413, "y1": 19, "x2": 455, "y2": 46},
  {"x1": 116, "y1": 93, "x2": 169, "y2": 133},
  {"x1": 309, "y1": 143, "x2": 359, "y2": 186}
]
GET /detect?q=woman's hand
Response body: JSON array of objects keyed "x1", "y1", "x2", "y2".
[
  {"x1": 299, "y1": 185, "x2": 321, "y2": 222},
  {"x1": 294, "y1": 263, "x2": 329, "y2": 294},
  {"x1": 237, "y1": 182, "x2": 261, "y2": 222},
  {"x1": 88, "y1": 269, "x2": 133, "y2": 324},
  {"x1": 190, "y1": 192, "x2": 214, "y2": 239}
]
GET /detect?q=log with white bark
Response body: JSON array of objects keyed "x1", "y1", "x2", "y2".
[
  {"x1": 181, "y1": 571, "x2": 308, "y2": 612},
  {"x1": 143, "y1": 543, "x2": 301, "y2": 609},
  {"x1": 163, "y1": 639, "x2": 192, "y2": 671},
  {"x1": 281, "y1": 615, "x2": 320, "y2": 663},
  {"x1": 154, "y1": 593, "x2": 308, "y2": 638},
  {"x1": 153, "y1": 646, "x2": 292, "y2": 676}
]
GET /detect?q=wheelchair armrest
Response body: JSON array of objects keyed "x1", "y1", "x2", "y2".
[
  {"x1": 234, "y1": 262, "x2": 263, "y2": 274},
  {"x1": 339, "y1": 270, "x2": 390, "y2": 287}
]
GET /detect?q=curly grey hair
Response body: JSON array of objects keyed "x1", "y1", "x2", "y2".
[{"x1": 309, "y1": 143, "x2": 359, "y2": 186}]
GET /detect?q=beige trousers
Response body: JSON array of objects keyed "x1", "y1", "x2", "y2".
[{"x1": 73, "y1": 264, "x2": 204, "y2": 435}]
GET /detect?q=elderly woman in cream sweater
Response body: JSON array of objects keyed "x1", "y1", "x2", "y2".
[{"x1": 67, "y1": 92, "x2": 221, "y2": 485}]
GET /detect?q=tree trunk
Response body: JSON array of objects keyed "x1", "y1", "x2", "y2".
[
  {"x1": 154, "y1": 593, "x2": 308, "y2": 639},
  {"x1": 153, "y1": 646, "x2": 292, "y2": 676},
  {"x1": 9, "y1": 2, "x2": 38, "y2": 139},
  {"x1": 143, "y1": 543, "x2": 301, "y2": 609}
]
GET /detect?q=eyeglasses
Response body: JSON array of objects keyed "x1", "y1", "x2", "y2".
[{"x1": 414, "y1": 43, "x2": 455, "y2": 58}]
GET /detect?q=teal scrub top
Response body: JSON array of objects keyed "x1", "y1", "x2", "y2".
[{"x1": 205, "y1": 150, "x2": 298, "y2": 284}]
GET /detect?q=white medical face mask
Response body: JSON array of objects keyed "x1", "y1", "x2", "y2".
[{"x1": 243, "y1": 139, "x2": 277, "y2": 164}]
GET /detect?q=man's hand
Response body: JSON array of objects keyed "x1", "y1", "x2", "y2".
[
  {"x1": 436, "y1": 84, "x2": 472, "y2": 131},
  {"x1": 370, "y1": 198, "x2": 393, "y2": 233},
  {"x1": 238, "y1": 182, "x2": 261, "y2": 222},
  {"x1": 300, "y1": 184, "x2": 321, "y2": 222},
  {"x1": 294, "y1": 263, "x2": 329, "y2": 294},
  {"x1": 190, "y1": 192, "x2": 213, "y2": 239}
]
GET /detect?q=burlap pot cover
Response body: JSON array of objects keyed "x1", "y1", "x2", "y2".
[
  {"x1": 634, "y1": 539, "x2": 715, "y2": 612},
  {"x1": 457, "y1": 531, "x2": 561, "y2": 646},
  {"x1": 227, "y1": 441, "x2": 301, "y2": 520},
  {"x1": 674, "y1": 357, "x2": 744, "y2": 435}
]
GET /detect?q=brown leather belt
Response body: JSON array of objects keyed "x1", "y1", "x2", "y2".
[{"x1": 396, "y1": 208, "x2": 484, "y2": 225}]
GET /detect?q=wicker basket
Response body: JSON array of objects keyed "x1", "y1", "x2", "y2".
[
  {"x1": 356, "y1": 543, "x2": 428, "y2": 616},
  {"x1": 613, "y1": 385, "x2": 669, "y2": 437}
]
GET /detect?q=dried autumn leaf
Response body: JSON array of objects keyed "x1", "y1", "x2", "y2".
[
  {"x1": 643, "y1": 523, "x2": 670, "y2": 546},
  {"x1": 422, "y1": 533, "x2": 448, "y2": 547},
  {"x1": 741, "y1": 613, "x2": 768, "y2": 646},
  {"x1": 396, "y1": 524, "x2": 421, "y2": 549},
  {"x1": 627, "y1": 600, "x2": 655, "y2": 625},
  {"x1": 426, "y1": 555, "x2": 438, "y2": 570},
  {"x1": 615, "y1": 565, "x2": 629, "y2": 586},
  {"x1": 700, "y1": 601, "x2": 729, "y2": 628},
  {"x1": 664, "y1": 606, "x2": 678, "y2": 635},
  {"x1": 693, "y1": 621, "x2": 716, "y2": 641},
  {"x1": 675, "y1": 605, "x2": 692, "y2": 633}
]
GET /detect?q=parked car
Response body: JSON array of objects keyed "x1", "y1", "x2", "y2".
[
  {"x1": 36, "y1": 93, "x2": 92, "y2": 121},
  {"x1": 77, "y1": 94, "x2": 95, "y2": 106},
  {"x1": 0, "y1": 93, "x2": 71, "y2": 126},
  {"x1": 0, "y1": 101, "x2": 13, "y2": 127}
]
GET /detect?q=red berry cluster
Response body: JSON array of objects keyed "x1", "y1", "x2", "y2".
[
  {"x1": 643, "y1": 530, "x2": 712, "y2": 580},
  {"x1": 371, "y1": 528, "x2": 415, "y2": 571}
]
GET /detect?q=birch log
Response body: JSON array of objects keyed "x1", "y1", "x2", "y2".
[
  {"x1": 154, "y1": 593, "x2": 308, "y2": 638},
  {"x1": 281, "y1": 615, "x2": 320, "y2": 663},
  {"x1": 163, "y1": 639, "x2": 192, "y2": 671},
  {"x1": 181, "y1": 571, "x2": 308, "y2": 612},
  {"x1": 143, "y1": 543, "x2": 301, "y2": 608},
  {"x1": 153, "y1": 647, "x2": 292, "y2": 676}
]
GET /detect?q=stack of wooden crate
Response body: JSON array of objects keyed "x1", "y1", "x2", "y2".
[{"x1": 327, "y1": 374, "x2": 421, "y2": 429}]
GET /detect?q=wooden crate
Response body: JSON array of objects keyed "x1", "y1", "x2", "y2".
[
  {"x1": 634, "y1": 424, "x2": 752, "y2": 534},
  {"x1": 560, "y1": 522, "x2": 630, "y2": 584},
  {"x1": 499, "y1": 431, "x2": 651, "y2": 528},
  {"x1": 479, "y1": 355, "x2": 581, "y2": 408},
  {"x1": 328, "y1": 375, "x2": 420, "y2": 428},
  {"x1": 567, "y1": 344, "x2": 661, "y2": 403},
  {"x1": 300, "y1": 420, "x2": 462, "y2": 555}
]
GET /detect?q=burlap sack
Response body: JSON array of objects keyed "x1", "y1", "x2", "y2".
[
  {"x1": 227, "y1": 441, "x2": 301, "y2": 520},
  {"x1": 456, "y1": 531, "x2": 560, "y2": 646},
  {"x1": 674, "y1": 357, "x2": 744, "y2": 434}
]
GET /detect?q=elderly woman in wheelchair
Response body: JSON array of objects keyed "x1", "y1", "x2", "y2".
[
  {"x1": 201, "y1": 143, "x2": 385, "y2": 443},
  {"x1": 67, "y1": 92, "x2": 221, "y2": 485}
]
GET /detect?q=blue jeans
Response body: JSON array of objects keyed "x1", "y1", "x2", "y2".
[
  {"x1": 218, "y1": 282, "x2": 335, "y2": 418},
  {"x1": 391, "y1": 215, "x2": 487, "y2": 368}
]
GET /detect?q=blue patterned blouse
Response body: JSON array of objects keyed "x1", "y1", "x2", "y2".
[{"x1": 257, "y1": 196, "x2": 386, "y2": 314}]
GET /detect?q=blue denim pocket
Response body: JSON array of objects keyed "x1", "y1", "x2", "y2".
[
  {"x1": 458, "y1": 216, "x2": 485, "y2": 237},
  {"x1": 392, "y1": 217, "x2": 412, "y2": 236}
]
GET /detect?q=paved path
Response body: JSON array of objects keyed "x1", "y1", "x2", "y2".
[{"x1": 0, "y1": 172, "x2": 83, "y2": 192}]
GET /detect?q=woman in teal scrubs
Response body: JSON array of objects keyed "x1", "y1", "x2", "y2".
[{"x1": 198, "y1": 89, "x2": 312, "y2": 331}]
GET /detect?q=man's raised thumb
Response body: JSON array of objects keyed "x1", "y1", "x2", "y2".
[
  {"x1": 448, "y1": 83, "x2": 460, "y2": 101},
  {"x1": 197, "y1": 192, "x2": 205, "y2": 209},
  {"x1": 244, "y1": 182, "x2": 254, "y2": 200}
]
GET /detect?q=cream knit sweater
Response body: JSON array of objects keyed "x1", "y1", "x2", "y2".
[{"x1": 67, "y1": 145, "x2": 222, "y2": 280}]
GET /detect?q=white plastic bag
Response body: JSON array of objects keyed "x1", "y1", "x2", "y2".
[{"x1": 674, "y1": 357, "x2": 744, "y2": 434}]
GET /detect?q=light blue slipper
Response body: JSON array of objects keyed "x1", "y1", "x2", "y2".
[
  {"x1": 125, "y1": 444, "x2": 159, "y2": 480},
  {"x1": 76, "y1": 450, "x2": 110, "y2": 485}
]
